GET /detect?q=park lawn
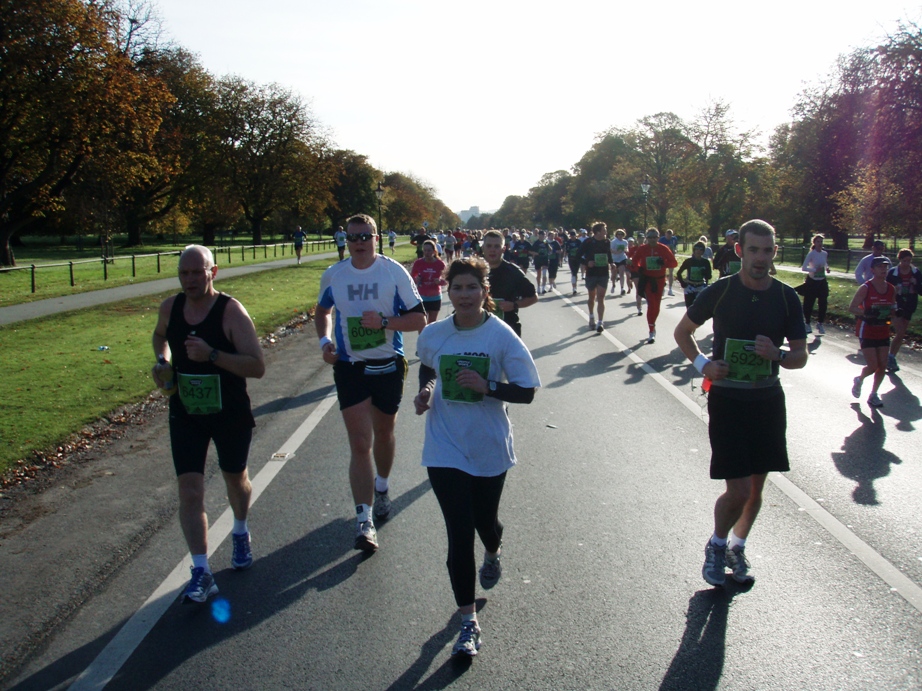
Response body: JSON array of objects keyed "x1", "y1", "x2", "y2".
[
  {"x1": 0, "y1": 240, "x2": 343, "y2": 308},
  {"x1": 0, "y1": 245, "x2": 417, "y2": 475}
]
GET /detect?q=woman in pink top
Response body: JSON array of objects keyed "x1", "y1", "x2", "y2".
[{"x1": 411, "y1": 240, "x2": 448, "y2": 330}]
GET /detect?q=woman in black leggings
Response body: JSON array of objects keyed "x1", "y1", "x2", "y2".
[{"x1": 414, "y1": 257, "x2": 540, "y2": 658}]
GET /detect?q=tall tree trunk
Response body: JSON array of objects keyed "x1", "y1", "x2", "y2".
[
  {"x1": 250, "y1": 217, "x2": 263, "y2": 245},
  {"x1": 202, "y1": 222, "x2": 218, "y2": 246}
]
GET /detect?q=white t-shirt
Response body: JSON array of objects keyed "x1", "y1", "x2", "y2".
[
  {"x1": 610, "y1": 238, "x2": 628, "y2": 263},
  {"x1": 801, "y1": 249, "x2": 828, "y2": 280},
  {"x1": 417, "y1": 313, "x2": 541, "y2": 477},
  {"x1": 318, "y1": 255, "x2": 422, "y2": 361}
]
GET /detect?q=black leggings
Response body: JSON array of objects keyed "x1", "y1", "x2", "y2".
[
  {"x1": 427, "y1": 467, "x2": 506, "y2": 608},
  {"x1": 802, "y1": 278, "x2": 829, "y2": 323}
]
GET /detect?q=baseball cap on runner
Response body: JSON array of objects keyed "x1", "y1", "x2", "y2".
[{"x1": 725, "y1": 229, "x2": 739, "y2": 237}]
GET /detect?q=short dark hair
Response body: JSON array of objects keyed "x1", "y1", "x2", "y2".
[{"x1": 738, "y1": 219, "x2": 775, "y2": 246}]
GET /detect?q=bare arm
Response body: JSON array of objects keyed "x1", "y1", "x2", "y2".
[
  {"x1": 151, "y1": 297, "x2": 175, "y2": 387},
  {"x1": 184, "y1": 298, "x2": 265, "y2": 379},
  {"x1": 673, "y1": 313, "x2": 730, "y2": 381},
  {"x1": 848, "y1": 284, "x2": 869, "y2": 316}
]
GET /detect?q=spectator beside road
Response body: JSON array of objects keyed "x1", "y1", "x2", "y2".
[{"x1": 292, "y1": 226, "x2": 307, "y2": 265}]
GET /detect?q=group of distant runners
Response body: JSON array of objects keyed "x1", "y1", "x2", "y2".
[{"x1": 151, "y1": 215, "x2": 916, "y2": 659}]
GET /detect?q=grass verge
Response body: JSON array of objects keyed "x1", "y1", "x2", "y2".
[{"x1": 0, "y1": 246, "x2": 417, "y2": 477}]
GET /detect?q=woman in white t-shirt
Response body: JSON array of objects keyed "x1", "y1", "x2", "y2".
[
  {"x1": 414, "y1": 257, "x2": 540, "y2": 658},
  {"x1": 800, "y1": 234, "x2": 830, "y2": 335}
]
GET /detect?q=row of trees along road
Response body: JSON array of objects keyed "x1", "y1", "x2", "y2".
[
  {"x1": 469, "y1": 20, "x2": 922, "y2": 250},
  {"x1": 0, "y1": 0, "x2": 459, "y2": 267}
]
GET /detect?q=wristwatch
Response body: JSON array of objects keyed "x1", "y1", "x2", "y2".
[
  {"x1": 381, "y1": 317, "x2": 390, "y2": 329},
  {"x1": 488, "y1": 380, "x2": 498, "y2": 394},
  {"x1": 209, "y1": 348, "x2": 219, "y2": 362},
  {"x1": 778, "y1": 349, "x2": 787, "y2": 363}
]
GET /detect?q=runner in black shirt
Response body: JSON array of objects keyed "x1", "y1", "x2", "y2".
[{"x1": 483, "y1": 230, "x2": 538, "y2": 337}]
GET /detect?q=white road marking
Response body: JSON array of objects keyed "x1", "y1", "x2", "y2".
[
  {"x1": 68, "y1": 388, "x2": 338, "y2": 691},
  {"x1": 555, "y1": 286, "x2": 922, "y2": 614}
]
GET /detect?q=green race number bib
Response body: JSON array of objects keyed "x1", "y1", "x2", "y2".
[
  {"x1": 594, "y1": 253, "x2": 608, "y2": 266},
  {"x1": 439, "y1": 354, "x2": 491, "y2": 403},
  {"x1": 645, "y1": 255, "x2": 664, "y2": 271},
  {"x1": 178, "y1": 373, "x2": 222, "y2": 415},
  {"x1": 726, "y1": 260, "x2": 741, "y2": 275},
  {"x1": 724, "y1": 339, "x2": 771, "y2": 383},
  {"x1": 689, "y1": 266, "x2": 704, "y2": 282},
  {"x1": 814, "y1": 266, "x2": 826, "y2": 279},
  {"x1": 347, "y1": 316, "x2": 386, "y2": 351}
]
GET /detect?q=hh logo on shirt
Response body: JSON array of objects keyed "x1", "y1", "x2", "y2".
[{"x1": 347, "y1": 283, "x2": 379, "y2": 301}]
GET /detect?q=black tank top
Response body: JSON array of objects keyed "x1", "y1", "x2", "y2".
[{"x1": 166, "y1": 293, "x2": 254, "y2": 425}]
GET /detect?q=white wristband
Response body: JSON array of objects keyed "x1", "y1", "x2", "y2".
[
  {"x1": 694, "y1": 353, "x2": 711, "y2": 375},
  {"x1": 319, "y1": 336, "x2": 332, "y2": 350}
]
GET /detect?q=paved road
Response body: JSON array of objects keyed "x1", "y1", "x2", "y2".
[{"x1": 3, "y1": 278, "x2": 920, "y2": 690}]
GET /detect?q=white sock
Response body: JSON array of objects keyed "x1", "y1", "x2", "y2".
[
  {"x1": 710, "y1": 534, "x2": 728, "y2": 547},
  {"x1": 375, "y1": 476, "x2": 389, "y2": 493},
  {"x1": 191, "y1": 553, "x2": 210, "y2": 573},
  {"x1": 461, "y1": 612, "x2": 477, "y2": 623},
  {"x1": 233, "y1": 518, "x2": 248, "y2": 535},
  {"x1": 729, "y1": 531, "x2": 746, "y2": 550},
  {"x1": 356, "y1": 504, "x2": 370, "y2": 523}
]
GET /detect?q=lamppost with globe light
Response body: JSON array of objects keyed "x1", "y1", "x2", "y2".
[
  {"x1": 375, "y1": 182, "x2": 385, "y2": 254},
  {"x1": 641, "y1": 176, "x2": 651, "y2": 234}
]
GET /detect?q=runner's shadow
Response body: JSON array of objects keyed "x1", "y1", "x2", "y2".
[
  {"x1": 250, "y1": 385, "x2": 333, "y2": 417},
  {"x1": 831, "y1": 404, "x2": 902, "y2": 505},
  {"x1": 659, "y1": 585, "x2": 749, "y2": 691},
  {"x1": 547, "y1": 351, "x2": 625, "y2": 388},
  {"x1": 383, "y1": 598, "x2": 487, "y2": 690},
  {"x1": 881, "y1": 373, "x2": 922, "y2": 431},
  {"x1": 807, "y1": 337, "x2": 822, "y2": 354},
  {"x1": 9, "y1": 481, "x2": 433, "y2": 691}
]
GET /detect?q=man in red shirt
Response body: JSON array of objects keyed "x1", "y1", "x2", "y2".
[{"x1": 631, "y1": 228, "x2": 678, "y2": 343}]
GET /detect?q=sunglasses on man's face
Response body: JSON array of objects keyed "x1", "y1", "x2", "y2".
[{"x1": 346, "y1": 233, "x2": 374, "y2": 243}]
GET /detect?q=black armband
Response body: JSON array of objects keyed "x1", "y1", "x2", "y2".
[
  {"x1": 419, "y1": 364, "x2": 437, "y2": 391},
  {"x1": 485, "y1": 381, "x2": 536, "y2": 404}
]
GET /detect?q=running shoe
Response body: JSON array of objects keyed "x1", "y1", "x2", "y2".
[
  {"x1": 373, "y1": 489, "x2": 392, "y2": 521},
  {"x1": 867, "y1": 393, "x2": 884, "y2": 408},
  {"x1": 851, "y1": 376, "x2": 862, "y2": 398},
  {"x1": 596, "y1": 322, "x2": 604, "y2": 334},
  {"x1": 451, "y1": 620, "x2": 482, "y2": 657},
  {"x1": 572, "y1": 289, "x2": 578, "y2": 296},
  {"x1": 354, "y1": 520, "x2": 378, "y2": 552},
  {"x1": 725, "y1": 545, "x2": 754, "y2": 583},
  {"x1": 621, "y1": 288, "x2": 626, "y2": 296},
  {"x1": 181, "y1": 567, "x2": 218, "y2": 604},
  {"x1": 702, "y1": 540, "x2": 726, "y2": 586},
  {"x1": 479, "y1": 555, "x2": 502, "y2": 589},
  {"x1": 805, "y1": 323, "x2": 813, "y2": 334},
  {"x1": 816, "y1": 323, "x2": 826, "y2": 335},
  {"x1": 648, "y1": 331, "x2": 656, "y2": 344},
  {"x1": 588, "y1": 317, "x2": 596, "y2": 330},
  {"x1": 887, "y1": 354, "x2": 899, "y2": 372},
  {"x1": 231, "y1": 531, "x2": 253, "y2": 570},
  {"x1": 668, "y1": 289, "x2": 674, "y2": 296}
]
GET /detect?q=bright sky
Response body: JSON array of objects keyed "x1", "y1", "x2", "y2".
[{"x1": 154, "y1": 0, "x2": 918, "y2": 215}]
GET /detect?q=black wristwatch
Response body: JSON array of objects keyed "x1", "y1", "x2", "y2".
[
  {"x1": 209, "y1": 348, "x2": 219, "y2": 363},
  {"x1": 381, "y1": 317, "x2": 390, "y2": 329},
  {"x1": 778, "y1": 349, "x2": 787, "y2": 363}
]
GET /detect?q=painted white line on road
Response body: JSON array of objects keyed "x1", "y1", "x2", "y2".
[
  {"x1": 68, "y1": 387, "x2": 338, "y2": 691},
  {"x1": 554, "y1": 286, "x2": 922, "y2": 615}
]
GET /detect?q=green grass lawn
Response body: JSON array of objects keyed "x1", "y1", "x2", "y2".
[
  {"x1": 0, "y1": 239, "x2": 342, "y2": 307},
  {"x1": 0, "y1": 244, "x2": 417, "y2": 476}
]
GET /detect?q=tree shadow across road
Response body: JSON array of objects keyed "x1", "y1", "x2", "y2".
[{"x1": 9, "y1": 480, "x2": 433, "y2": 691}]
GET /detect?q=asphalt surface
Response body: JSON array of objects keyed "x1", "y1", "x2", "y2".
[{"x1": 2, "y1": 269, "x2": 921, "y2": 690}]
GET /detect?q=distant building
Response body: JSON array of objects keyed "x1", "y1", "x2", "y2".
[{"x1": 458, "y1": 206, "x2": 481, "y2": 224}]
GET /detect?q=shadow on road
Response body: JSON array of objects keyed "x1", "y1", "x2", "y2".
[
  {"x1": 250, "y1": 383, "x2": 334, "y2": 418},
  {"x1": 659, "y1": 583, "x2": 752, "y2": 691},
  {"x1": 881, "y1": 372, "x2": 922, "y2": 432},
  {"x1": 8, "y1": 480, "x2": 433, "y2": 691},
  {"x1": 831, "y1": 404, "x2": 902, "y2": 505}
]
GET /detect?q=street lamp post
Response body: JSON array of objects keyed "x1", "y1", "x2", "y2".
[
  {"x1": 375, "y1": 182, "x2": 385, "y2": 254},
  {"x1": 641, "y1": 176, "x2": 651, "y2": 234}
]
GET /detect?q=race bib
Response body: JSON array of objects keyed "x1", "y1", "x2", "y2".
[
  {"x1": 724, "y1": 339, "x2": 772, "y2": 383},
  {"x1": 814, "y1": 266, "x2": 826, "y2": 279},
  {"x1": 645, "y1": 255, "x2": 664, "y2": 270},
  {"x1": 726, "y1": 260, "x2": 741, "y2": 275},
  {"x1": 594, "y1": 253, "x2": 608, "y2": 266},
  {"x1": 178, "y1": 373, "x2": 222, "y2": 415},
  {"x1": 346, "y1": 316, "x2": 386, "y2": 351},
  {"x1": 689, "y1": 266, "x2": 704, "y2": 282},
  {"x1": 439, "y1": 354, "x2": 491, "y2": 403}
]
